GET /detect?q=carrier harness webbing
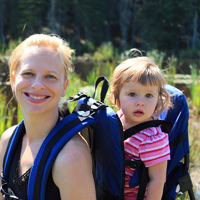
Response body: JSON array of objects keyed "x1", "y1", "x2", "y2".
[
  {"x1": 124, "y1": 120, "x2": 172, "y2": 200},
  {"x1": 2, "y1": 107, "x2": 100, "y2": 200},
  {"x1": 124, "y1": 119, "x2": 195, "y2": 200},
  {"x1": 2, "y1": 77, "x2": 111, "y2": 200}
]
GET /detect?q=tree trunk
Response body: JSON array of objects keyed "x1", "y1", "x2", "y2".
[
  {"x1": 119, "y1": 0, "x2": 133, "y2": 48},
  {"x1": 131, "y1": 1, "x2": 136, "y2": 47},
  {"x1": 0, "y1": 0, "x2": 6, "y2": 44},
  {"x1": 192, "y1": 10, "x2": 198, "y2": 49},
  {"x1": 48, "y1": 0, "x2": 59, "y2": 33}
]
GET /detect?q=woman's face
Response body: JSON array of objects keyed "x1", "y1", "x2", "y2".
[{"x1": 12, "y1": 46, "x2": 68, "y2": 116}]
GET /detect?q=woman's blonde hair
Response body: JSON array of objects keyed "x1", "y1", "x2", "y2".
[
  {"x1": 109, "y1": 56, "x2": 171, "y2": 117},
  {"x1": 9, "y1": 34, "x2": 74, "y2": 86}
]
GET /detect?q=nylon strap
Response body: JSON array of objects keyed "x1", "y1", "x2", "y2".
[
  {"x1": 92, "y1": 76, "x2": 109, "y2": 103},
  {"x1": 123, "y1": 120, "x2": 172, "y2": 140}
]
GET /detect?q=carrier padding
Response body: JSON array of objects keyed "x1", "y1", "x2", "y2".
[
  {"x1": 159, "y1": 84, "x2": 189, "y2": 175},
  {"x1": 93, "y1": 106, "x2": 124, "y2": 199},
  {"x1": 28, "y1": 112, "x2": 96, "y2": 200}
]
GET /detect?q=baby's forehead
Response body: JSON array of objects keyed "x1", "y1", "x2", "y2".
[{"x1": 123, "y1": 80, "x2": 159, "y2": 89}]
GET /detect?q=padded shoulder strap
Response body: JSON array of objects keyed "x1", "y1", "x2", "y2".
[
  {"x1": 2, "y1": 121, "x2": 25, "y2": 181},
  {"x1": 123, "y1": 120, "x2": 172, "y2": 140},
  {"x1": 28, "y1": 112, "x2": 96, "y2": 200}
]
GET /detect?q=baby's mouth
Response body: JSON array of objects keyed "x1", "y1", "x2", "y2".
[
  {"x1": 134, "y1": 110, "x2": 144, "y2": 114},
  {"x1": 133, "y1": 109, "x2": 144, "y2": 116}
]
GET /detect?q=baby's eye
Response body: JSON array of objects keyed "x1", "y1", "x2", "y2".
[
  {"x1": 146, "y1": 93, "x2": 153, "y2": 98},
  {"x1": 128, "y1": 92, "x2": 136, "y2": 97}
]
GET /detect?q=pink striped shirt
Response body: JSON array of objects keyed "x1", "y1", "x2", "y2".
[{"x1": 119, "y1": 114, "x2": 170, "y2": 200}]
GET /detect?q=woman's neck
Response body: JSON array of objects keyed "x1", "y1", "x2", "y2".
[{"x1": 22, "y1": 110, "x2": 59, "y2": 142}]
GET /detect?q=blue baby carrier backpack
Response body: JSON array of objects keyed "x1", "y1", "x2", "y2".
[
  {"x1": 1, "y1": 76, "x2": 195, "y2": 200},
  {"x1": 1, "y1": 76, "x2": 124, "y2": 200},
  {"x1": 160, "y1": 84, "x2": 195, "y2": 200},
  {"x1": 123, "y1": 84, "x2": 195, "y2": 200}
]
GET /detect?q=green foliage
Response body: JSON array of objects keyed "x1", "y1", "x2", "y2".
[
  {"x1": 5, "y1": 39, "x2": 22, "y2": 55},
  {"x1": 82, "y1": 42, "x2": 116, "y2": 82},
  {"x1": 0, "y1": 90, "x2": 17, "y2": 135},
  {"x1": 74, "y1": 40, "x2": 96, "y2": 55},
  {"x1": 140, "y1": 0, "x2": 194, "y2": 51},
  {"x1": 86, "y1": 68, "x2": 100, "y2": 85},
  {"x1": 164, "y1": 55, "x2": 177, "y2": 85},
  {"x1": 0, "y1": 43, "x2": 6, "y2": 55},
  {"x1": 67, "y1": 72, "x2": 86, "y2": 96},
  {"x1": 190, "y1": 65, "x2": 200, "y2": 115},
  {"x1": 1, "y1": 0, "x2": 200, "y2": 55},
  {"x1": 93, "y1": 42, "x2": 115, "y2": 61},
  {"x1": 17, "y1": 0, "x2": 48, "y2": 36},
  {"x1": 146, "y1": 49, "x2": 166, "y2": 69},
  {"x1": 62, "y1": 72, "x2": 87, "y2": 112}
]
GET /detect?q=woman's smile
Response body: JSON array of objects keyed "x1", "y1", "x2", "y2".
[{"x1": 24, "y1": 92, "x2": 51, "y2": 103}]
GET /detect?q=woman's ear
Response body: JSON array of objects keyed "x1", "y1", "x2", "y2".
[
  {"x1": 61, "y1": 79, "x2": 69, "y2": 97},
  {"x1": 11, "y1": 72, "x2": 15, "y2": 92}
]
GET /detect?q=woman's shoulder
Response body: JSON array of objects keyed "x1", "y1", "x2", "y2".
[
  {"x1": 0, "y1": 125, "x2": 18, "y2": 171},
  {"x1": 52, "y1": 134, "x2": 96, "y2": 199},
  {"x1": 56, "y1": 134, "x2": 91, "y2": 164},
  {"x1": 52, "y1": 133, "x2": 92, "y2": 176},
  {"x1": 0, "y1": 125, "x2": 18, "y2": 146},
  {"x1": 51, "y1": 134, "x2": 93, "y2": 191}
]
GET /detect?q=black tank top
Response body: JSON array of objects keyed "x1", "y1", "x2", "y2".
[{"x1": 7, "y1": 130, "x2": 61, "y2": 200}]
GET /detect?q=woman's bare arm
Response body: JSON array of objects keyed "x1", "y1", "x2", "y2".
[{"x1": 52, "y1": 134, "x2": 96, "y2": 200}]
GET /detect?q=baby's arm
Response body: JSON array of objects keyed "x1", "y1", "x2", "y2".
[{"x1": 146, "y1": 160, "x2": 167, "y2": 200}]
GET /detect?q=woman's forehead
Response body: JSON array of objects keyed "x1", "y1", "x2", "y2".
[{"x1": 17, "y1": 46, "x2": 64, "y2": 72}]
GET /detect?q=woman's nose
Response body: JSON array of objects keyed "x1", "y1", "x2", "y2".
[{"x1": 31, "y1": 76, "x2": 45, "y2": 89}]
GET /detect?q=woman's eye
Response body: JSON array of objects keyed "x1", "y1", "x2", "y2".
[
  {"x1": 129, "y1": 92, "x2": 136, "y2": 97},
  {"x1": 22, "y1": 72, "x2": 33, "y2": 77},
  {"x1": 146, "y1": 93, "x2": 153, "y2": 98},
  {"x1": 46, "y1": 74, "x2": 57, "y2": 80}
]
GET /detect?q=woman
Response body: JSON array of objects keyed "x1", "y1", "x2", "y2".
[{"x1": 0, "y1": 34, "x2": 96, "y2": 200}]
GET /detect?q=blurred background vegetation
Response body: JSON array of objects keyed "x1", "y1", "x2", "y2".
[
  {"x1": 0, "y1": 0, "x2": 200, "y2": 58},
  {"x1": 0, "y1": 0, "x2": 200, "y2": 198}
]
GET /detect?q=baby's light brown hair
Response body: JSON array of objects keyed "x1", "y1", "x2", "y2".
[{"x1": 109, "y1": 56, "x2": 171, "y2": 117}]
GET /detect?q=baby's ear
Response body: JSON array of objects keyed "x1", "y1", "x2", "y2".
[
  {"x1": 154, "y1": 102, "x2": 161, "y2": 118},
  {"x1": 115, "y1": 99, "x2": 121, "y2": 109}
]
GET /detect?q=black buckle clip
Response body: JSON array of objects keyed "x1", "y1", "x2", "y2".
[
  {"x1": 0, "y1": 183, "x2": 21, "y2": 200},
  {"x1": 87, "y1": 98, "x2": 106, "y2": 111},
  {"x1": 125, "y1": 159, "x2": 142, "y2": 169}
]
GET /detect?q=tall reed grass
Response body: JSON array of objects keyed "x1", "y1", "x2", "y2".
[{"x1": 190, "y1": 65, "x2": 200, "y2": 115}]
